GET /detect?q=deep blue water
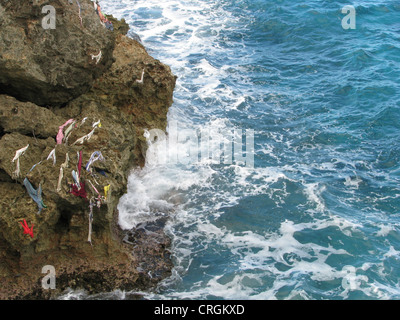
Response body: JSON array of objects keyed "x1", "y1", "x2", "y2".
[{"x1": 76, "y1": 0, "x2": 400, "y2": 300}]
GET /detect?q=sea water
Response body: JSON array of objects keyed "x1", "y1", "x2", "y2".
[{"x1": 73, "y1": 0, "x2": 400, "y2": 300}]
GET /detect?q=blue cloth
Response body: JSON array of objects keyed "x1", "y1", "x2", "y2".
[
  {"x1": 105, "y1": 21, "x2": 114, "y2": 31},
  {"x1": 23, "y1": 178, "x2": 47, "y2": 214},
  {"x1": 97, "y1": 170, "x2": 108, "y2": 177},
  {"x1": 85, "y1": 151, "x2": 104, "y2": 172}
]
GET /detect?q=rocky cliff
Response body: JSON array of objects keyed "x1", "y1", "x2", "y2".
[{"x1": 0, "y1": 0, "x2": 176, "y2": 299}]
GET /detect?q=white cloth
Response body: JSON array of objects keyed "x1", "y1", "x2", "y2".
[{"x1": 12, "y1": 144, "x2": 29, "y2": 178}]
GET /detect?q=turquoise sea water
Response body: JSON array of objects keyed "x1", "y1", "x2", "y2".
[{"x1": 88, "y1": 0, "x2": 400, "y2": 300}]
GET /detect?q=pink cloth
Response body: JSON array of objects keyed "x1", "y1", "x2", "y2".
[{"x1": 56, "y1": 119, "x2": 74, "y2": 144}]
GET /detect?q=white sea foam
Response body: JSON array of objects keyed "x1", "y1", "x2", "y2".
[
  {"x1": 99, "y1": 0, "x2": 400, "y2": 300},
  {"x1": 303, "y1": 182, "x2": 327, "y2": 213},
  {"x1": 376, "y1": 224, "x2": 394, "y2": 237},
  {"x1": 344, "y1": 175, "x2": 363, "y2": 189}
]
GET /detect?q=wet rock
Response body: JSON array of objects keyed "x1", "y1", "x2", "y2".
[{"x1": 106, "y1": 15, "x2": 130, "y2": 36}]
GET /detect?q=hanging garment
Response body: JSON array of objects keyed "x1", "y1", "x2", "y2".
[
  {"x1": 91, "y1": 51, "x2": 102, "y2": 64},
  {"x1": 77, "y1": 150, "x2": 83, "y2": 177},
  {"x1": 92, "y1": 120, "x2": 102, "y2": 128},
  {"x1": 29, "y1": 161, "x2": 42, "y2": 173},
  {"x1": 70, "y1": 180, "x2": 87, "y2": 199},
  {"x1": 12, "y1": 144, "x2": 29, "y2": 162},
  {"x1": 57, "y1": 153, "x2": 70, "y2": 192},
  {"x1": 56, "y1": 119, "x2": 74, "y2": 144},
  {"x1": 12, "y1": 144, "x2": 29, "y2": 178},
  {"x1": 71, "y1": 151, "x2": 83, "y2": 190},
  {"x1": 135, "y1": 69, "x2": 145, "y2": 84},
  {"x1": 71, "y1": 170, "x2": 81, "y2": 190},
  {"x1": 46, "y1": 148, "x2": 56, "y2": 166},
  {"x1": 70, "y1": 151, "x2": 86, "y2": 198},
  {"x1": 72, "y1": 128, "x2": 96, "y2": 145},
  {"x1": 91, "y1": 173, "x2": 101, "y2": 186},
  {"x1": 23, "y1": 177, "x2": 47, "y2": 214},
  {"x1": 19, "y1": 219, "x2": 34, "y2": 239},
  {"x1": 80, "y1": 117, "x2": 88, "y2": 127},
  {"x1": 87, "y1": 180, "x2": 102, "y2": 208},
  {"x1": 57, "y1": 166, "x2": 64, "y2": 192},
  {"x1": 85, "y1": 151, "x2": 104, "y2": 172},
  {"x1": 76, "y1": 0, "x2": 83, "y2": 27},
  {"x1": 104, "y1": 184, "x2": 110, "y2": 201},
  {"x1": 87, "y1": 199, "x2": 94, "y2": 245},
  {"x1": 81, "y1": 117, "x2": 88, "y2": 124},
  {"x1": 64, "y1": 121, "x2": 76, "y2": 137},
  {"x1": 63, "y1": 121, "x2": 77, "y2": 145},
  {"x1": 88, "y1": 179, "x2": 100, "y2": 195}
]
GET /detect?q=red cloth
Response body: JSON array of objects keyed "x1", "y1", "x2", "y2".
[
  {"x1": 19, "y1": 219, "x2": 34, "y2": 238},
  {"x1": 70, "y1": 181, "x2": 87, "y2": 199}
]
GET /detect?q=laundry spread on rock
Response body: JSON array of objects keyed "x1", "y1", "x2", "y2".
[{"x1": 13, "y1": 116, "x2": 112, "y2": 244}]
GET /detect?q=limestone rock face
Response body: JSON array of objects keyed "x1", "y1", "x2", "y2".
[
  {"x1": 66, "y1": 34, "x2": 177, "y2": 165},
  {"x1": 0, "y1": 2, "x2": 176, "y2": 299},
  {"x1": 0, "y1": 95, "x2": 64, "y2": 138},
  {"x1": 0, "y1": 0, "x2": 115, "y2": 106}
]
